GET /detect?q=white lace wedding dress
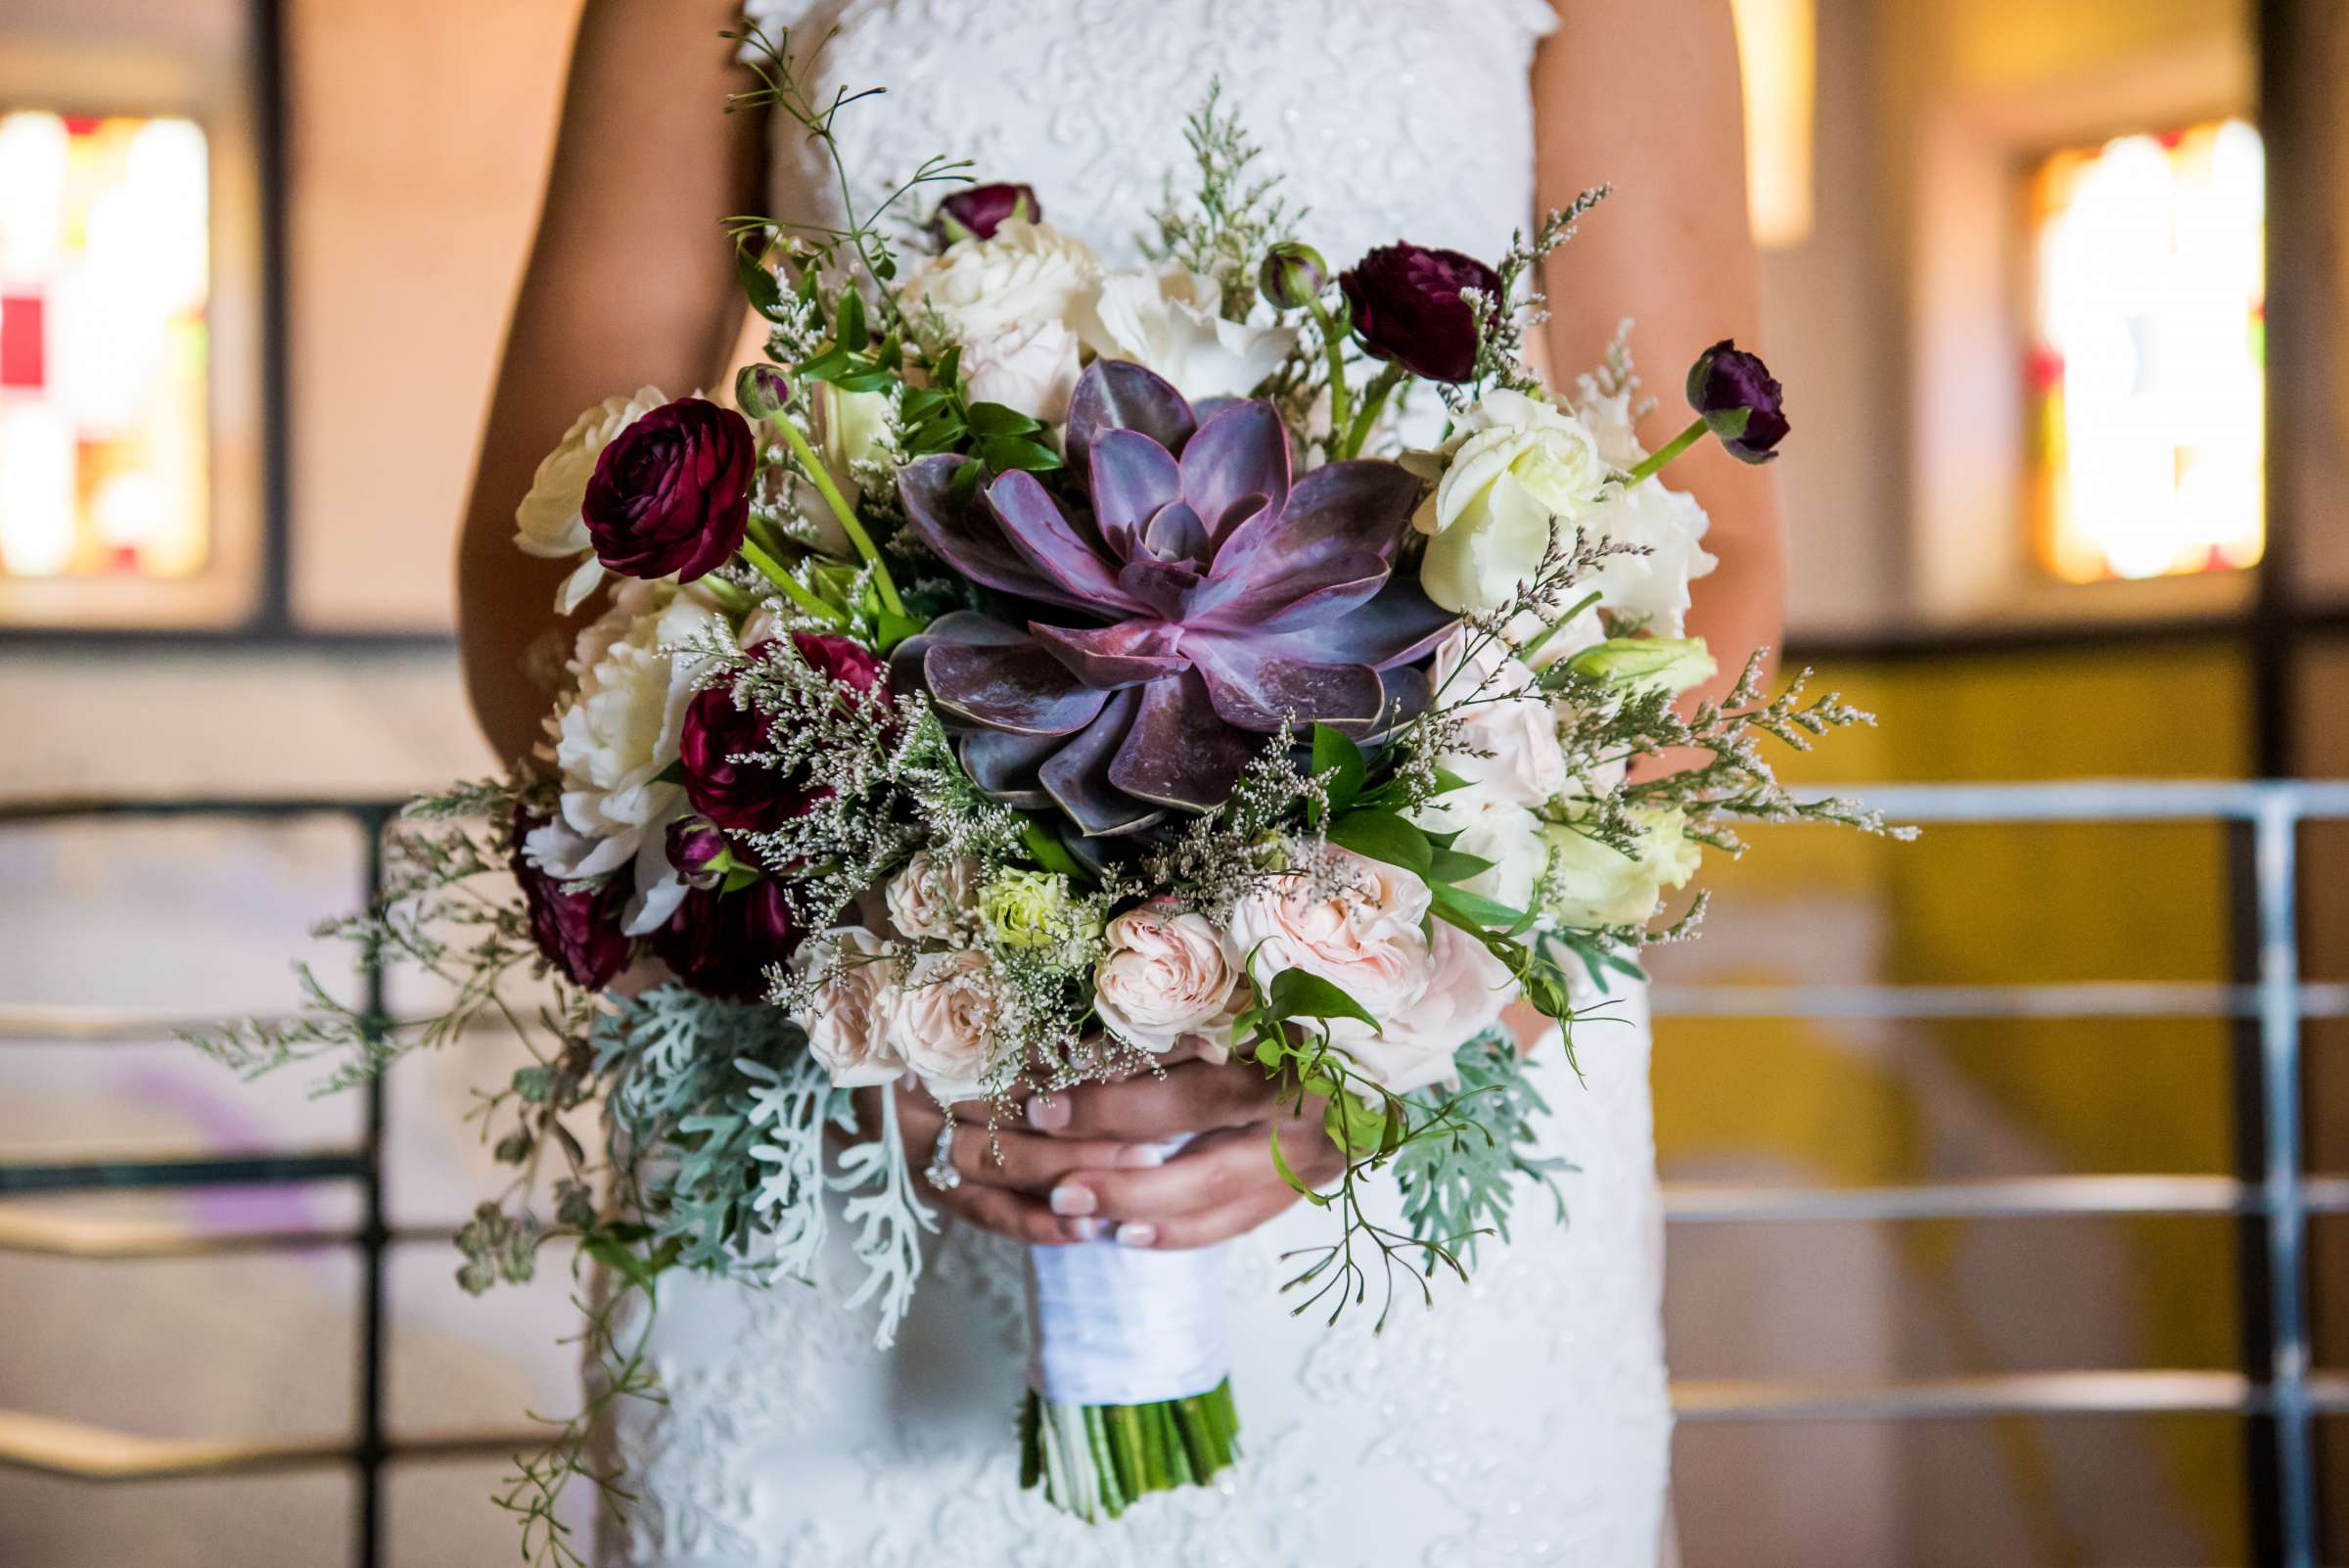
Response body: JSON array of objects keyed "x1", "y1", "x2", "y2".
[{"x1": 595, "y1": 3, "x2": 1674, "y2": 1563}]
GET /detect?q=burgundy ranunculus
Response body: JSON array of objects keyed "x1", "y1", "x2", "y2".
[
  {"x1": 509, "y1": 810, "x2": 632, "y2": 990},
  {"x1": 679, "y1": 634, "x2": 893, "y2": 831},
  {"x1": 1338, "y1": 242, "x2": 1504, "y2": 383},
  {"x1": 581, "y1": 396, "x2": 754, "y2": 582},
  {"x1": 667, "y1": 817, "x2": 728, "y2": 887},
  {"x1": 651, "y1": 878, "x2": 800, "y2": 1002},
  {"x1": 1686, "y1": 339, "x2": 1789, "y2": 464},
  {"x1": 927, "y1": 182, "x2": 1040, "y2": 248}
]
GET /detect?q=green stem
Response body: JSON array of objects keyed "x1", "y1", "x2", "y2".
[
  {"x1": 1516, "y1": 588, "x2": 1604, "y2": 667},
  {"x1": 770, "y1": 415, "x2": 905, "y2": 616},
  {"x1": 739, "y1": 538, "x2": 850, "y2": 627},
  {"x1": 1622, "y1": 415, "x2": 1711, "y2": 486},
  {"x1": 1308, "y1": 298, "x2": 1355, "y2": 448},
  {"x1": 1339, "y1": 363, "x2": 1407, "y2": 459}
]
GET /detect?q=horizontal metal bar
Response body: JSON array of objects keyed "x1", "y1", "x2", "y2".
[
  {"x1": 1651, "y1": 980, "x2": 2349, "y2": 1021},
  {"x1": 0, "y1": 1410, "x2": 541, "y2": 1482},
  {"x1": 0, "y1": 1210, "x2": 463, "y2": 1260},
  {"x1": 1663, "y1": 1175, "x2": 2349, "y2": 1223},
  {"x1": 1814, "y1": 779, "x2": 2349, "y2": 824},
  {"x1": 0, "y1": 797, "x2": 402, "y2": 827},
  {"x1": 0, "y1": 1148, "x2": 364, "y2": 1195},
  {"x1": 1673, "y1": 1370, "x2": 2349, "y2": 1422}
]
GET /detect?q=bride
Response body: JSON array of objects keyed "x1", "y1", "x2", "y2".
[{"x1": 457, "y1": 2, "x2": 1782, "y2": 1562}]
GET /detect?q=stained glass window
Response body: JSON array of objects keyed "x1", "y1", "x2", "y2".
[
  {"x1": 2027, "y1": 119, "x2": 2265, "y2": 584},
  {"x1": 0, "y1": 111, "x2": 210, "y2": 581}
]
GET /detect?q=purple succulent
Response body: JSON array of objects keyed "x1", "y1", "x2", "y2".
[{"x1": 896, "y1": 359, "x2": 1455, "y2": 835}]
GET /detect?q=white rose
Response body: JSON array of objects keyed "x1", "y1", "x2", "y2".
[
  {"x1": 1093, "y1": 903, "x2": 1245, "y2": 1059},
  {"x1": 961, "y1": 319, "x2": 1082, "y2": 423},
  {"x1": 514, "y1": 386, "x2": 667, "y2": 613},
  {"x1": 1401, "y1": 390, "x2": 1609, "y2": 615},
  {"x1": 1225, "y1": 849, "x2": 1434, "y2": 1048},
  {"x1": 1426, "y1": 627, "x2": 1567, "y2": 808},
  {"x1": 885, "y1": 852, "x2": 981, "y2": 943},
  {"x1": 523, "y1": 578, "x2": 726, "y2": 934},
  {"x1": 792, "y1": 926, "x2": 905, "y2": 1087},
  {"x1": 1077, "y1": 262, "x2": 1297, "y2": 403},
  {"x1": 899, "y1": 218, "x2": 1100, "y2": 340},
  {"x1": 890, "y1": 946, "x2": 1001, "y2": 1102},
  {"x1": 1540, "y1": 807, "x2": 1703, "y2": 930},
  {"x1": 1348, "y1": 922, "x2": 1519, "y2": 1094}
]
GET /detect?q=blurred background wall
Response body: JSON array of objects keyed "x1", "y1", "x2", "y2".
[{"x1": 2, "y1": 0, "x2": 2346, "y2": 1564}]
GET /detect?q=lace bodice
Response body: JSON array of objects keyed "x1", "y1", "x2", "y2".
[
  {"x1": 601, "y1": 6, "x2": 1678, "y2": 1563},
  {"x1": 746, "y1": 0, "x2": 1560, "y2": 272}
]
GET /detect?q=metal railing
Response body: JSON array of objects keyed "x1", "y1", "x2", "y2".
[{"x1": 2, "y1": 781, "x2": 2345, "y2": 1565}]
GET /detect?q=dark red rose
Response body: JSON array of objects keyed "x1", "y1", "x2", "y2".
[
  {"x1": 1686, "y1": 340, "x2": 1789, "y2": 464},
  {"x1": 581, "y1": 396, "x2": 754, "y2": 581},
  {"x1": 679, "y1": 634, "x2": 892, "y2": 831},
  {"x1": 1338, "y1": 242, "x2": 1504, "y2": 383},
  {"x1": 509, "y1": 810, "x2": 632, "y2": 990},
  {"x1": 927, "y1": 182, "x2": 1040, "y2": 248},
  {"x1": 651, "y1": 878, "x2": 800, "y2": 1002}
]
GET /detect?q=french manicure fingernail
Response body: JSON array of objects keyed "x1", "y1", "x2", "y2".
[
  {"x1": 1118, "y1": 1143, "x2": 1168, "y2": 1169},
  {"x1": 1049, "y1": 1183, "x2": 1096, "y2": 1217},
  {"x1": 1114, "y1": 1222, "x2": 1157, "y2": 1248},
  {"x1": 1065, "y1": 1218, "x2": 1108, "y2": 1242},
  {"x1": 1026, "y1": 1095, "x2": 1070, "y2": 1131}
]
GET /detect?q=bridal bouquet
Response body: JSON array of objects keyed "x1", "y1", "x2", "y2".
[{"x1": 198, "y1": 30, "x2": 1892, "y2": 1557}]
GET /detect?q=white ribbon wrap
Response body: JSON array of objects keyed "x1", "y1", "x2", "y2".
[{"x1": 1023, "y1": 1134, "x2": 1230, "y2": 1404}]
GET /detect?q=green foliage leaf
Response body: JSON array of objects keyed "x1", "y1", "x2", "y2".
[
  {"x1": 1429, "y1": 882, "x2": 1528, "y2": 932},
  {"x1": 1309, "y1": 723, "x2": 1366, "y2": 819},
  {"x1": 1327, "y1": 808, "x2": 1432, "y2": 875},
  {"x1": 836, "y1": 287, "x2": 868, "y2": 351},
  {"x1": 1425, "y1": 847, "x2": 1496, "y2": 886},
  {"x1": 1322, "y1": 1090, "x2": 1386, "y2": 1157},
  {"x1": 1265, "y1": 968, "x2": 1380, "y2": 1033},
  {"x1": 735, "y1": 240, "x2": 787, "y2": 322},
  {"x1": 1268, "y1": 1126, "x2": 1329, "y2": 1205},
  {"x1": 977, "y1": 435, "x2": 1063, "y2": 474},
  {"x1": 965, "y1": 400, "x2": 1043, "y2": 437},
  {"x1": 1020, "y1": 817, "x2": 1086, "y2": 881}
]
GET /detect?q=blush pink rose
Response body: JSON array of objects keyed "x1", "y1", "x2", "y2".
[
  {"x1": 1093, "y1": 903, "x2": 1244, "y2": 1058},
  {"x1": 889, "y1": 946, "x2": 999, "y2": 1102},
  {"x1": 1224, "y1": 848, "x2": 1435, "y2": 1048},
  {"x1": 885, "y1": 851, "x2": 982, "y2": 943},
  {"x1": 791, "y1": 926, "x2": 906, "y2": 1088},
  {"x1": 1347, "y1": 921, "x2": 1519, "y2": 1093}
]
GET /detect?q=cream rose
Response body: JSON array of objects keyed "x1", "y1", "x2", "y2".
[
  {"x1": 1541, "y1": 807, "x2": 1703, "y2": 930},
  {"x1": 1451, "y1": 805, "x2": 1548, "y2": 913},
  {"x1": 523, "y1": 578, "x2": 726, "y2": 933},
  {"x1": 514, "y1": 386, "x2": 668, "y2": 613},
  {"x1": 792, "y1": 926, "x2": 905, "y2": 1087},
  {"x1": 1093, "y1": 903, "x2": 1245, "y2": 1058},
  {"x1": 961, "y1": 318, "x2": 1082, "y2": 423},
  {"x1": 1077, "y1": 262, "x2": 1297, "y2": 403},
  {"x1": 899, "y1": 218, "x2": 1100, "y2": 340},
  {"x1": 1225, "y1": 849, "x2": 1435, "y2": 1046},
  {"x1": 1402, "y1": 390, "x2": 1609, "y2": 615},
  {"x1": 885, "y1": 851, "x2": 981, "y2": 943},
  {"x1": 890, "y1": 946, "x2": 1000, "y2": 1102},
  {"x1": 1343, "y1": 922, "x2": 1518, "y2": 1094}
]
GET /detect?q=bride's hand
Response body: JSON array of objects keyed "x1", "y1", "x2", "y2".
[
  {"x1": 1022, "y1": 1051, "x2": 1348, "y2": 1251},
  {"x1": 859, "y1": 1080, "x2": 1166, "y2": 1246}
]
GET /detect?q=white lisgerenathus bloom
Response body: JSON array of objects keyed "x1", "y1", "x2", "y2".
[
  {"x1": 521, "y1": 577, "x2": 727, "y2": 934},
  {"x1": 1562, "y1": 373, "x2": 1720, "y2": 635},
  {"x1": 1424, "y1": 626, "x2": 1569, "y2": 808},
  {"x1": 1400, "y1": 389, "x2": 1610, "y2": 615},
  {"x1": 513, "y1": 386, "x2": 667, "y2": 613},
  {"x1": 1539, "y1": 807, "x2": 1703, "y2": 931},
  {"x1": 1564, "y1": 636, "x2": 1719, "y2": 696},
  {"x1": 978, "y1": 868, "x2": 1094, "y2": 957},
  {"x1": 959, "y1": 318, "x2": 1082, "y2": 423},
  {"x1": 1077, "y1": 260, "x2": 1297, "y2": 403}
]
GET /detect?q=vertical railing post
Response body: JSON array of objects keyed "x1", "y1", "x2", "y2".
[
  {"x1": 354, "y1": 806, "x2": 392, "y2": 1568},
  {"x1": 2253, "y1": 787, "x2": 2314, "y2": 1568}
]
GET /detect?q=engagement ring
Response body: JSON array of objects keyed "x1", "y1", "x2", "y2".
[{"x1": 924, "y1": 1119, "x2": 962, "y2": 1192}]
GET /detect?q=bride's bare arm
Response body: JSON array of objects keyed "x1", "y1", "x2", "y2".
[
  {"x1": 1532, "y1": 0, "x2": 1787, "y2": 720},
  {"x1": 456, "y1": 0, "x2": 765, "y2": 764}
]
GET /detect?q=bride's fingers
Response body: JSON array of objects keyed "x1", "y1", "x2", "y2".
[
  {"x1": 1047, "y1": 1120, "x2": 1345, "y2": 1230},
  {"x1": 936, "y1": 1182, "x2": 1074, "y2": 1246},
  {"x1": 1111, "y1": 1178, "x2": 1306, "y2": 1252},
  {"x1": 941, "y1": 1120, "x2": 1165, "y2": 1191},
  {"x1": 1026, "y1": 1059, "x2": 1282, "y2": 1141}
]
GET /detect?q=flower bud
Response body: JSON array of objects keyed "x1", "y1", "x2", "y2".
[
  {"x1": 926, "y1": 182, "x2": 1040, "y2": 249},
  {"x1": 1685, "y1": 339, "x2": 1789, "y2": 464},
  {"x1": 1257, "y1": 241, "x2": 1329, "y2": 311},
  {"x1": 734, "y1": 362, "x2": 793, "y2": 423},
  {"x1": 1563, "y1": 636, "x2": 1719, "y2": 696}
]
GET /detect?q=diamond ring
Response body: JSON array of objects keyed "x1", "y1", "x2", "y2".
[{"x1": 923, "y1": 1118, "x2": 962, "y2": 1192}]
